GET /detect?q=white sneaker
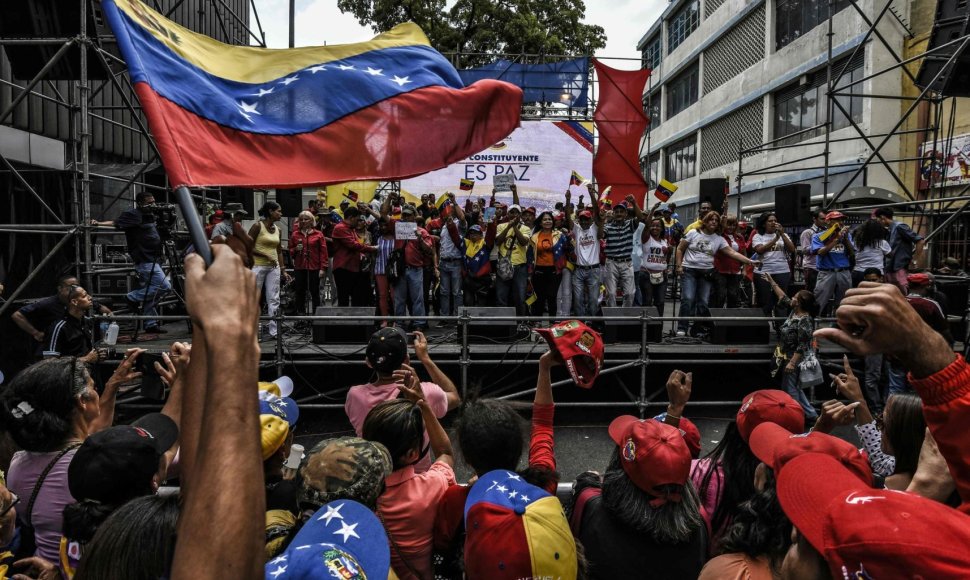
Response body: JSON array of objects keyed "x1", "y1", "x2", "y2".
[{"x1": 675, "y1": 330, "x2": 686, "y2": 337}]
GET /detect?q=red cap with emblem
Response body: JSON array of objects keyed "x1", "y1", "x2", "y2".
[
  {"x1": 735, "y1": 389, "x2": 805, "y2": 442},
  {"x1": 534, "y1": 320, "x2": 604, "y2": 389},
  {"x1": 749, "y1": 422, "x2": 871, "y2": 484},
  {"x1": 777, "y1": 453, "x2": 970, "y2": 579},
  {"x1": 607, "y1": 418, "x2": 691, "y2": 501}
]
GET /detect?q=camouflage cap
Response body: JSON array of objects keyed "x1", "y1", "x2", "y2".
[{"x1": 298, "y1": 437, "x2": 392, "y2": 511}]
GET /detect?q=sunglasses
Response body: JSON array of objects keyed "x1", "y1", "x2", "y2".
[{"x1": 0, "y1": 493, "x2": 19, "y2": 519}]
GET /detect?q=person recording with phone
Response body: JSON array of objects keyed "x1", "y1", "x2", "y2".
[
  {"x1": 290, "y1": 211, "x2": 329, "y2": 316},
  {"x1": 91, "y1": 191, "x2": 171, "y2": 334}
]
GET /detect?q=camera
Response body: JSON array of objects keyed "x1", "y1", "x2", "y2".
[{"x1": 147, "y1": 203, "x2": 178, "y2": 237}]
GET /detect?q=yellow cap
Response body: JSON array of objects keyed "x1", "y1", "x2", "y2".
[{"x1": 261, "y1": 414, "x2": 289, "y2": 460}]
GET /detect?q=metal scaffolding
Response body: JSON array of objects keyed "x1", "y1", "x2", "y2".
[{"x1": 734, "y1": 0, "x2": 970, "y2": 262}]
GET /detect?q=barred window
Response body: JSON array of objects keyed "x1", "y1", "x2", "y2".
[
  {"x1": 667, "y1": 62, "x2": 699, "y2": 120},
  {"x1": 643, "y1": 152, "x2": 662, "y2": 188},
  {"x1": 668, "y1": 0, "x2": 700, "y2": 53},
  {"x1": 642, "y1": 35, "x2": 663, "y2": 71},
  {"x1": 773, "y1": 53, "x2": 863, "y2": 144},
  {"x1": 644, "y1": 90, "x2": 662, "y2": 132},
  {"x1": 776, "y1": 0, "x2": 850, "y2": 50},
  {"x1": 666, "y1": 134, "x2": 697, "y2": 182}
]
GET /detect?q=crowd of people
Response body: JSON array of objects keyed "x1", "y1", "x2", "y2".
[{"x1": 0, "y1": 241, "x2": 968, "y2": 579}]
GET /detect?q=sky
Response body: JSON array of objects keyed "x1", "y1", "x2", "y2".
[{"x1": 250, "y1": 0, "x2": 665, "y2": 70}]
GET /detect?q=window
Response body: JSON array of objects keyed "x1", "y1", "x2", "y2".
[
  {"x1": 776, "y1": 0, "x2": 850, "y2": 50},
  {"x1": 668, "y1": 0, "x2": 700, "y2": 52},
  {"x1": 666, "y1": 62, "x2": 699, "y2": 120},
  {"x1": 644, "y1": 90, "x2": 662, "y2": 131},
  {"x1": 665, "y1": 135, "x2": 697, "y2": 182},
  {"x1": 643, "y1": 152, "x2": 661, "y2": 188},
  {"x1": 642, "y1": 35, "x2": 663, "y2": 71},
  {"x1": 773, "y1": 54, "x2": 863, "y2": 144}
]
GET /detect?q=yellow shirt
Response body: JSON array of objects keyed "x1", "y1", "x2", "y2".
[
  {"x1": 253, "y1": 221, "x2": 281, "y2": 267},
  {"x1": 498, "y1": 223, "x2": 532, "y2": 266},
  {"x1": 684, "y1": 219, "x2": 703, "y2": 233}
]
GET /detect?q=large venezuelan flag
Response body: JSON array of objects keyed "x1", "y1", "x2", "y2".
[{"x1": 101, "y1": 0, "x2": 523, "y2": 188}]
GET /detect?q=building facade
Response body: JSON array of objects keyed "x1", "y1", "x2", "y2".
[{"x1": 638, "y1": 0, "x2": 912, "y2": 223}]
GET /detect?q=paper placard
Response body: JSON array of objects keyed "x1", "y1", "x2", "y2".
[
  {"x1": 493, "y1": 173, "x2": 515, "y2": 192},
  {"x1": 483, "y1": 206, "x2": 497, "y2": 223},
  {"x1": 395, "y1": 221, "x2": 417, "y2": 240}
]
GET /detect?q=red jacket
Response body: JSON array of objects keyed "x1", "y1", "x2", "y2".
[
  {"x1": 433, "y1": 403, "x2": 557, "y2": 551},
  {"x1": 289, "y1": 228, "x2": 329, "y2": 270},
  {"x1": 331, "y1": 221, "x2": 369, "y2": 272},
  {"x1": 714, "y1": 233, "x2": 747, "y2": 275},
  {"x1": 395, "y1": 227, "x2": 434, "y2": 268},
  {"x1": 909, "y1": 355, "x2": 970, "y2": 514}
]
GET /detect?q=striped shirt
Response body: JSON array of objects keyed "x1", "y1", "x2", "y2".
[
  {"x1": 374, "y1": 235, "x2": 396, "y2": 275},
  {"x1": 603, "y1": 219, "x2": 638, "y2": 259},
  {"x1": 44, "y1": 315, "x2": 92, "y2": 358}
]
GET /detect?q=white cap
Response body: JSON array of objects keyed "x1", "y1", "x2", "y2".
[
  {"x1": 273, "y1": 375, "x2": 294, "y2": 398},
  {"x1": 508, "y1": 204, "x2": 522, "y2": 212}
]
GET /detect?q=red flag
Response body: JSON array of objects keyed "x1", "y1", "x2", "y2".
[{"x1": 592, "y1": 60, "x2": 651, "y2": 206}]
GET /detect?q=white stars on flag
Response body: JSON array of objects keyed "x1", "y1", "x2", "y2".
[
  {"x1": 279, "y1": 75, "x2": 299, "y2": 86},
  {"x1": 317, "y1": 503, "x2": 345, "y2": 526},
  {"x1": 269, "y1": 564, "x2": 287, "y2": 578},
  {"x1": 237, "y1": 101, "x2": 260, "y2": 122},
  {"x1": 333, "y1": 520, "x2": 360, "y2": 542},
  {"x1": 308, "y1": 64, "x2": 327, "y2": 73},
  {"x1": 338, "y1": 64, "x2": 355, "y2": 71},
  {"x1": 391, "y1": 75, "x2": 412, "y2": 86},
  {"x1": 251, "y1": 87, "x2": 274, "y2": 97},
  {"x1": 365, "y1": 67, "x2": 384, "y2": 76},
  {"x1": 496, "y1": 484, "x2": 508, "y2": 493},
  {"x1": 269, "y1": 555, "x2": 287, "y2": 566}
]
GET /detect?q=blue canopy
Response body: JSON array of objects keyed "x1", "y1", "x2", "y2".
[{"x1": 459, "y1": 57, "x2": 589, "y2": 108}]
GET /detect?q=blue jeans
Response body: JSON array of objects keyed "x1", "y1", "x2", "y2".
[
  {"x1": 782, "y1": 371, "x2": 819, "y2": 420},
  {"x1": 495, "y1": 264, "x2": 529, "y2": 316},
  {"x1": 571, "y1": 265, "x2": 602, "y2": 318},
  {"x1": 127, "y1": 262, "x2": 171, "y2": 328},
  {"x1": 887, "y1": 362, "x2": 911, "y2": 396},
  {"x1": 438, "y1": 258, "x2": 463, "y2": 318},
  {"x1": 394, "y1": 266, "x2": 426, "y2": 327},
  {"x1": 678, "y1": 268, "x2": 713, "y2": 332},
  {"x1": 638, "y1": 271, "x2": 667, "y2": 316}
]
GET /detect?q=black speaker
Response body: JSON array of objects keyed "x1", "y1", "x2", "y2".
[
  {"x1": 699, "y1": 178, "x2": 727, "y2": 212},
  {"x1": 278, "y1": 188, "x2": 304, "y2": 217},
  {"x1": 774, "y1": 184, "x2": 811, "y2": 225},
  {"x1": 0, "y1": 0, "x2": 109, "y2": 80},
  {"x1": 221, "y1": 187, "x2": 255, "y2": 217},
  {"x1": 915, "y1": 0, "x2": 970, "y2": 97},
  {"x1": 312, "y1": 307, "x2": 375, "y2": 344},
  {"x1": 461, "y1": 307, "x2": 518, "y2": 341},
  {"x1": 602, "y1": 307, "x2": 662, "y2": 343},
  {"x1": 934, "y1": 277, "x2": 970, "y2": 317},
  {"x1": 96, "y1": 272, "x2": 131, "y2": 296},
  {"x1": 709, "y1": 308, "x2": 770, "y2": 345}
]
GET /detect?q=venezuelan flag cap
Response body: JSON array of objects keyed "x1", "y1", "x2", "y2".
[
  {"x1": 463, "y1": 470, "x2": 577, "y2": 580},
  {"x1": 265, "y1": 499, "x2": 390, "y2": 579}
]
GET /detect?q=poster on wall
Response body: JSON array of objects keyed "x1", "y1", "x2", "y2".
[
  {"x1": 401, "y1": 120, "x2": 594, "y2": 210},
  {"x1": 918, "y1": 133, "x2": 970, "y2": 190}
]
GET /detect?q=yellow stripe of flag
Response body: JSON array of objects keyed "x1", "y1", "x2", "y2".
[{"x1": 113, "y1": 0, "x2": 432, "y2": 84}]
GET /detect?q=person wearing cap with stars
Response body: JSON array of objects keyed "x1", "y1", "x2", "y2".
[
  {"x1": 810, "y1": 210, "x2": 855, "y2": 316},
  {"x1": 461, "y1": 220, "x2": 497, "y2": 306}
]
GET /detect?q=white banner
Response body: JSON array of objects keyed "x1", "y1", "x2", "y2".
[{"x1": 402, "y1": 121, "x2": 594, "y2": 210}]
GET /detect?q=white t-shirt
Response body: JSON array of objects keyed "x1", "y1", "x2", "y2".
[
  {"x1": 641, "y1": 236, "x2": 669, "y2": 272},
  {"x1": 752, "y1": 232, "x2": 790, "y2": 275},
  {"x1": 682, "y1": 229, "x2": 727, "y2": 270},
  {"x1": 573, "y1": 223, "x2": 600, "y2": 266},
  {"x1": 854, "y1": 239, "x2": 891, "y2": 272}
]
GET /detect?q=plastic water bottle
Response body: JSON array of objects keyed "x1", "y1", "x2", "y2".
[
  {"x1": 282, "y1": 444, "x2": 304, "y2": 480},
  {"x1": 104, "y1": 322, "x2": 120, "y2": 346},
  {"x1": 100, "y1": 321, "x2": 109, "y2": 338}
]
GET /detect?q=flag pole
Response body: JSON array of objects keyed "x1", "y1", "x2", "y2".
[{"x1": 175, "y1": 185, "x2": 213, "y2": 266}]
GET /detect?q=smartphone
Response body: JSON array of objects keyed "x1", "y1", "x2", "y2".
[{"x1": 137, "y1": 352, "x2": 167, "y2": 400}]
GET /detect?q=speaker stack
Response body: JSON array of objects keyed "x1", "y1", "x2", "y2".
[
  {"x1": 915, "y1": 0, "x2": 970, "y2": 97},
  {"x1": 601, "y1": 307, "x2": 663, "y2": 343},
  {"x1": 774, "y1": 184, "x2": 811, "y2": 225},
  {"x1": 312, "y1": 307, "x2": 375, "y2": 344},
  {"x1": 709, "y1": 308, "x2": 770, "y2": 345}
]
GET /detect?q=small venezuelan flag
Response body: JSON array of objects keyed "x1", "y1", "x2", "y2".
[
  {"x1": 569, "y1": 170, "x2": 586, "y2": 186},
  {"x1": 345, "y1": 190, "x2": 359, "y2": 202},
  {"x1": 654, "y1": 179, "x2": 678, "y2": 202},
  {"x1": 459, "y1": 178, "x2": 474, "y2": 191}
]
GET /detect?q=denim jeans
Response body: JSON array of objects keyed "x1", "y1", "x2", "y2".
[
  {"x1": 782, "y1": 372, "x2": 819, "y2": 420},
  {"x1": 253, "y1": 265, "x2": 281, "y2": 336},
  {"x1": 678, "y1": 268, "x2": 713, "y2": 332},
  {"x1": 815, "y1": 269, "x2": 852, "y2": 317},
  {"x1": 557, "y1": 267, "x2": 573, "y2": 317},
  {"x1": 887, "y1": 362, "x2": 911, "y2": 396},
  {"x1": 438, "y1": 258, "x2": 463, "y2": 317},
  {"x1": 863, "y1": 354, "x2": 886, "y2": 413},
  {"x1": 712, "y1": 272, "x2": 741, "y2": 309},
  {"x1": 571, "y1": 266, "x2": 602, "y2": 318},
  {"x1": 495, "y1": 264, "x2": 529, "y2": 316},
  {"x1": 394, "y1": 266, "x2": 426, "y2": 327},
  {"x1": 128, "y1": 262, "x2": 171, "y2": 329},
  {"x1": 604, "y1": 259, "x2": 635, "y2": 307},
  {"x1": 637, "y1": 271, "x2": 667, "y2": 316}
]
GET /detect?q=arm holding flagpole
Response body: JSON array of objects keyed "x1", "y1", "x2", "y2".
[{"x1": 175, "y1": 186, "x2": 213, "y2": 266}]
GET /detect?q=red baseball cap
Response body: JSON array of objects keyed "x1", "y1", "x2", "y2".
[
  {"x1": 578, "y1": 210, "x2": 593, "y2": 219},
  {"x1": 608, "y1": 418, "x2": 691, "y2": 499},
  {"x1": 524, "y1": 206, "x2": 537, "y2": 214},
  {"x1": 653, "y1": 413, "x2": 702, "y2": 459},
  {"x1": 777, "y1": 453, "x2": 970, "y2": 579},
  {"x1": 749, "y1": 422, "x2": 872, "y2": 484},
  {"x1": 534, "y1": 320, "x2": 604, "y2": 389},
  {"x1": 824, "y1": 210, "x2": 845, "y2": 220},
  {"x1": 735, "y1": 390, "x2": 805, "y2": 442},
  {"x1": 907, "y1": 272, "x2": 931, "y2": 286}
]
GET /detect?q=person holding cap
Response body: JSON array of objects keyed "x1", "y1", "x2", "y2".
[
  {"x1": 810, "y1": 210, "x2": 855, "y2": 316},
  {"x1": 566, "y1": 184, "x2": 604, "y2": 318}
]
